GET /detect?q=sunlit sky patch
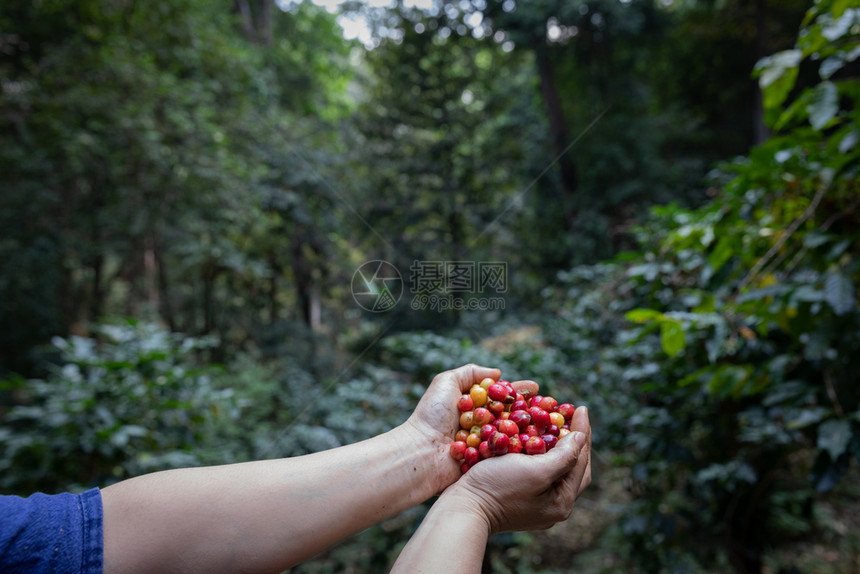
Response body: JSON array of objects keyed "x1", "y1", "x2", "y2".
[
  {"x1": 279, "y1": 0, "x2": 435, "y2": 47},
  {"x1": 278, "y1": 0, "x2": 639, "y2": 49}
]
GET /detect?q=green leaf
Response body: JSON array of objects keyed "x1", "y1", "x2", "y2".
[
  {"x1": 821, "y1": 9, "x2": 857, "y2": 42},
  {"x1": 824, "y1": 271, "x2": 855, "y2": 315},
  {"x1": 756, "y1": 50, "x2": 802, "y2": 89},
  {"x1": 818, "y1": 419, "x2": 852, "y2": 460},
  {"x1": 803, "y1": 232, "x2": 833, "y2": 249},
  {"x1": 706, "y1": 365, "x2": 750, "y2": 397},
  {"x1": 828, "y1": 240, "x2": 852, "y2": 259},
  {"x1": 626, "y1": 263, "x2": 660, "y2": 281},
  {"x1": 787, "y1": 407, "x2": 829, "y2": 429},
  {"x1": 762, "y1": 380, "x2": 809, "y2": 407},
  {"x1": 110, "y1": 424, "x2": 149, "y2": 448},
  {"x1": 737, "y1": 285, "x2": 791, "y2": 303},
  {"x1": 832, "y1": 0, "x2": 850, "y2": 18},
  {"x1": 706, "y1": 319, "x2": 729, "y2": 364},
  {"x1": 625, "y1": 308, "x2": 663, "y2": 323},
  {"x1": 812, "y1": 450, "x2": 851, "y2": 492},
  {"x1": 678, "y1": 366, "x2": 710, "y2": 388},
  {"x1": 692, "y1": 293, "x2": 716, "y2": 313},
  {"x1": 820, "y1": 56, "x2": 844, "y2": 80},
  {"x1": 792, "y1": 285, "x2": 826, "y2": 303},
  {"x1": 775, "y1": 92, "x2": 812, "y2": 131},
  {"x1": 707, "y1": 237, "x2": 735, "y2": 273},
  {"x1": 807, "y1": 81, "x2": 839, "y2": 130},
  {"x1": 755, "y1": 50, "x2": 802, "y2": 112},
  {"x1": 820, "y1": 45, "x2": 860, "y2": 80},
  {"x1": 660, "y1": 320, "x2": 685, "y2": 357},
  {"x1": 839, "y1": 129, "x2": 858, "y2": 154}
]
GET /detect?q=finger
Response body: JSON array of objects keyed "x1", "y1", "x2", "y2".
[
  {"x1": 564, "y1": 432, "x2": 591, "y2": 496},
  {"x1": 567, "y1": 406, "x2": 592, "y2": 495},
  {"x1": 537, "y1": 429, "x2": 583, "y2": 485},
  {"x1": 577, "y1": 446, "x2": 592, "y2": 496},
  {"x1": 542, "y1": 433, "x2": 586, "y2": 518},
  {"x1": 446, "y1": 364, "x2": 501, "y2": 393},
  {"x1": 510, "y1": 379, "x2": 539, "y2": 398},
  {"x1": 569, "y1": 405, "x2": 590, "y2": 437},
  {"x1": 553, "y1": 408, "x2": 590, "y2": 483},
  {"x1": 556, "y1": 432, "x2": 590, "y2": 503}
]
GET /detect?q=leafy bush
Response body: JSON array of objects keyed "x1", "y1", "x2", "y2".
[
  {"x1": 541, "y1": 2, "x2": 860, "y2": 571},
  {"x1": 0, "y1": 321, "x2": 228, "y2": 494}
]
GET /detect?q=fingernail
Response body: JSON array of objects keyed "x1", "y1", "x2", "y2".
[{"x1": 573, "y1": 431, "x2": 587, "y2": 449}]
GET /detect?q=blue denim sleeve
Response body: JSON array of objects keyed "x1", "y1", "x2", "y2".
[{"x1": 0, "y1": 487, "x2": 104, "y2": 574}]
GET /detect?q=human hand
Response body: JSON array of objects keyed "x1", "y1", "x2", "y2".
[
  {"x1": 442, "y1": 405, "x2": 591, "y2": 534},
  {"x1": 402, "y1": 364, "x2": 540, "y2": 494}
]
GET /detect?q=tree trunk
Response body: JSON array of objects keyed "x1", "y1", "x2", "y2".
[
  {"x1": 295, "y1": 269, "x2": 312, "y2": 328},
  {"x1": 89, "y1": 252, "x2": 104, "y2": 322},
  {"x1": 153, "y1": 233, "x2": 176, "y2": 331},
  {"x1": 448, "y1": 195, "x2": 464, "y2": 326},
  {"x1": 534, "y1": 46, "x2": 579, "y2": 197},
  {"x1": 144, "y1": 236, "x2": 158, "y2": 309},
  {"x1": 235, "y1": 0, "x2": 272, "y2": 45},
  {"x1": 234, "y1": 0, "x2": 255, "y2": 42},
  {"x1": 308, "y1": 285, "x2": 321, "y2": 332},
  {"x1": 268, "y1": 254, "x2": 280, "y2": 325},
  {"x1": 753, "y1": 0, "x2": 770, "y2": 145},
  {"x1": 88, "y1": 191, "x2": 105, "y2": 322},
  {"x1": 257, "y1": 0, "x2": 272, "y2": 46},
  {"x1": 202, "y1": 262, "x2": 218, "y2": 335},
  {"x1": 290, "y1": 231, "x2": 314, "y2": 329}
]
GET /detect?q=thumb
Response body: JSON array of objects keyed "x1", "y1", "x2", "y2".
[
  {"x1": 447, "y1": 364, "x2": 501, "y2": 393},
  {"x1": 537, "y1": 431, "x2": 585, "y2": 483}
]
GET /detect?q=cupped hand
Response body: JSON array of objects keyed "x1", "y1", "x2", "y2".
[
  {"x1": 444, "y1": 405, "x2": 592, "y2": 534},
  {"x1": 402, "y1": 364, "x2": 539, "y2": 494}
]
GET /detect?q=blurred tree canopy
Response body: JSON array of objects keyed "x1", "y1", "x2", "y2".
[
  {"x1": 3, "y1": 0, "x2": 859, "y2": 572},
  {"x1": 0, "y1": 0, "x2": 354, "y2": 372},
  {"x1": 0, "y1": 0, "x2": 811, "y2": 368}
]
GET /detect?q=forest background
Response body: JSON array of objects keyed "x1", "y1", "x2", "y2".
[{"x1": 1, "y1": 0, "x2": 859, "y2": 572}]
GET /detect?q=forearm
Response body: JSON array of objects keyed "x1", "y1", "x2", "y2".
[
  {"x1": 390, "y1": 486, "x2": 490, "y2": 574},
  {"x1": 102, "y1": 423, "x2": 442, "y2": 574}
]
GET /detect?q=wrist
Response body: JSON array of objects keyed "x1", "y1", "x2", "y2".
[
  {"x1": 391, "y1": 421, "x2": 456, "y2": 503},
  {"x1": 436, "y1": 481, "x2": 493, "y2": 535},
  {"x1": 390, "y1": 478, "x2": 491, "y2": 574}
]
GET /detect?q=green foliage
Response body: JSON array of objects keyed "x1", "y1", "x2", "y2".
[
  {"x1": 541, "y1": 1, "x2": 860, "y2": 570},
  {"x1": 0, "y1": 318, "x2": 440, "y2": 492},
  {"x1": 0, "y1": 0, "x2": 352, "y2": 371},
  {"x1": 345, "y1": 18, "x2": 538, "y2": 310},
  {"x1": 379, "y1": 332, "x2": 510, "y2": 380},
  {"x1": 0, "y1": 321, "x2": 225, "y2": 494}
]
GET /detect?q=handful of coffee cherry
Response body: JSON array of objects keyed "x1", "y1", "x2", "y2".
[{"x1": 449, "y1": 377, "x2": 576, "y2": 473}]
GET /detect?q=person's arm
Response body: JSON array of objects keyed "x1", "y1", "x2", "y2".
[
  {"x1": 101, "y1": 364, "x2": 532, "y2": 574},
  {"x1": 390, "y1": 406, "x2": 592, "y2": 574}
]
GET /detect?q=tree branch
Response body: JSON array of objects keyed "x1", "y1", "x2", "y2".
[{"x1": 737, "y1": 181, "x2": 829, "y2": 292}]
